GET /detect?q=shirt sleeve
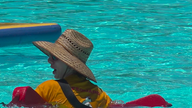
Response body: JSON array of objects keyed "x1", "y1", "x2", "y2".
[
  {"x1": 35, "y1": 82, "x2": 47, "y2": 101},
  {"x1": 90, "y1": 88, "x2": 112, "y2": 108},
  {"x1": 35, "y1": 80, "x2": 56, "y2": 102},
  {"x1": 98, "y1": 89, "x2": 112, "y2": 108}
]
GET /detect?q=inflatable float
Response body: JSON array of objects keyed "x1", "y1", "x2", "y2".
[
  {"x1": 0, "y1": 23, "x2": 61, "y2": 47},
  {"x1": 0, "y1": 86, "x2": 172, "y2": 108}
]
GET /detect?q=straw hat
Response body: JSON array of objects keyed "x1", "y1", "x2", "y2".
[{"x1": 32, "y1": 29, "x2": 96, "y2": 82}]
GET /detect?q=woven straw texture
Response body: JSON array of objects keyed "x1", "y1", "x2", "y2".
[{"x1": 33, "y1": 29, "x2": 96, "y2": 82}]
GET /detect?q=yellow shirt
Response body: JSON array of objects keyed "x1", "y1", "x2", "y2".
[{"x1": 35, "y1": 74, "x2": 111, "y2": 108}]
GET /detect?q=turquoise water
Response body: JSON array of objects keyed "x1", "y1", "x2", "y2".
[{"x1": 1, "y1": 0, "x2": 192, "y2": 107}]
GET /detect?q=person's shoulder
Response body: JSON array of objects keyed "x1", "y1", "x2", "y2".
[
  {"x1": 38, "y1": 79, "x2": 59, "y2": 87},
  {"x1": 42, "y1": 79, "x2": 57, "y2": 83}
]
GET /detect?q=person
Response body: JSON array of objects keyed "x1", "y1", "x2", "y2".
[{"x1": 32, "y1": 29, "x2": 112, "y2": 108}]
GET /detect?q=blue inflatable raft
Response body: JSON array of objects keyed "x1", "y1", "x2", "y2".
[{"x1": 0, "y1": 23, "x2": 61, "y2": 47}]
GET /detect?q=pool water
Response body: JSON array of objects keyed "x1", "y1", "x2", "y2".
[{"x1": 1, "y1": 0, "x2": 192, "y2": 107}]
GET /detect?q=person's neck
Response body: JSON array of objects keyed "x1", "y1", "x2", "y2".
[{"x1": 63, "y1": 70, "x2": 76, "y2": 79}]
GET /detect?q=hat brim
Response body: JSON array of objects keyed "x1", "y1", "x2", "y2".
[{"x1": 32, "y1": 41, "x2": 97, "y2": 83}]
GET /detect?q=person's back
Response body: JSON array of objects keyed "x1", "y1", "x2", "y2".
[{"x1": 35, "y1": 74, "x2": 111, "y2": 108}]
